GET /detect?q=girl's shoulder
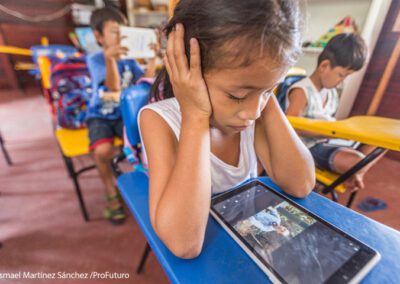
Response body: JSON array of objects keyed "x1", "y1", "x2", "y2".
[
  {"x1": 140, "y1": 97, "x2": 181, "y2": 139},
  {"x1": 143, "y1": 97, "x2": 180, "y2": 112}
]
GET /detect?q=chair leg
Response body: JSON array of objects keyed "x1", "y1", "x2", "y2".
[
  {"x1": 136, "y1": 242, "x2": 152, "y2": 274},
  {"x1": 0, "y1": 132, "x2": 12, "y2": 166},
  {"x1": 62, "y1": 155, "x2": 90, "y2": 222},
  {"x1": 330, "y1": 190, "x2": 338, "y2": 202},
  {"x1": 346, "y1": 191, "x2": 358, "y2": 208},
  {"x1": 322, "y1": 148, "x2": 386, "y2": 206}
]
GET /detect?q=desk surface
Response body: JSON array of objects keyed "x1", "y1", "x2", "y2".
[
  {"x1": 118, "y1": 172, "x2": 400, "y2": 284},
  {"x1": 287, "y1": 115, "x2": 400, "y2": 151}
]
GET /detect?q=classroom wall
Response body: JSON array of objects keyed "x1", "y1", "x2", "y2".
[
  {"x1": 0, "y1": 0, "x2": 73, "y2": 89},
  {"x1": 0, "y1": 0, "x2": 128, "y2": 90},
  {"x1": 351, "y1": 0, "x2": 400, "y2": 161},
  {"x1": 0, "y1": 28, "x2": 18, "y2": 89}
]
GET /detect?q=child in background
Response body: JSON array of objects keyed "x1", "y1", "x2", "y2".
[
  {"x1": 86, "y1": 7, "x2": 157, "y2": 224},
  {"x1": 286, "y1": 33, "x2": 380, "y2": 192},
  {"x1": 139, "y1": 0, "x2": 315, "y2": 258}
]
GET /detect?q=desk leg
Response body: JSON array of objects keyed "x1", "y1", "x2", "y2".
[
  {"x1": 0, "y1": 132, "x2": 12, "y2": 166},
  {"x1": 62, "y1": 155, "x2": 90, "y2": 222},
  {"x1": 322, "y1": 148, "x2": 386, "y2": 207},
  {"x1": 136, "y1": 242, "x2": 151, "y2": 274}
]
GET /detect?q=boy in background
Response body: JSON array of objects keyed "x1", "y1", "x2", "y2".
[
  {"x1": 86, "y1": 7, "x2": 157, "y2": 224},
  {"x1": 286, "y1": 33, "x2": 383, "y2": 192}
]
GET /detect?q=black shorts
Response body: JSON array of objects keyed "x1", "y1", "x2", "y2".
[
  {"x1": 309, "y1": 142, "x2": 343, "y2": 172},
  {"x1": 87, "y1": 118, "x2": 123, "y2": 151}
]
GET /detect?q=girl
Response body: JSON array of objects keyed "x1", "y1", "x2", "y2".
[{"x1": 138, "y1": 0, "x2": 315, "y2": 259}]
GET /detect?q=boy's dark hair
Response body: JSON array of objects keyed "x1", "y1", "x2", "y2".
[
  {"x1": 318, "y1": 33, "x2": 367, "y2": 71},
  {"x1": 90, "y1": 7, "x2": 127, "y2": 35},
  {"x1": 151, "y1": 0, "x2": 303, "y2": 101}
]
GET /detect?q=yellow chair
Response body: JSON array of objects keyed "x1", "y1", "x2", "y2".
[
  {"x1": 288, "y1": 115, "x2": 400, "y2": 207},
  {"x1": 315, "y1": 169, "x2": 346, "y2": 203},
  {"x1": 315, "y1": 169, "x2": 346, "y2": 193},
  {"x1": 56, "y1": 128, "x2": 123, "y2": 221}
]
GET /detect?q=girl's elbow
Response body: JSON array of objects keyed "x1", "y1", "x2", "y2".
[
  {"x1": 290, "y1": 178, "x2": 315, "y2": 198},
  {"x1": 159, "y1": 228, "x2": 204, "y2": 259},
  {"x1": 293, "y1": 161, "x2": 316, "y2": 198},
  {"x1": 169, "y1": 242, "x2": 203, "y2": 259},
  {"x1": 151, "y1": 216, "x2": 204, "y2": 259}
]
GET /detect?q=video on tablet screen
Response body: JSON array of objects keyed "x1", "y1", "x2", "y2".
[{"x1": 213, "y1": 184, "x2": 361, "y2": 283}]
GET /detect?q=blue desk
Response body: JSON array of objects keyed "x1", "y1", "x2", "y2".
[{"x1": 117, "y1": 172, "x2": 400, "y2": 284}]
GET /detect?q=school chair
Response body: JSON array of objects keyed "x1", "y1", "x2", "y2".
[
  {"x1": 113, "y1": 79, "x2": 153, "y2": 174},
  {"x1": 36, "y1": 50, "x2": 125, "y2": 221},
  {"x1": 111, "y1": 82, "x2": 152, "y2": 273},
  {"x1": 56, "y1": 128, "x2": 123, "y2": 221},
  {"x1": 287, "y1": 115, "x2": 399, "y2": 208}
]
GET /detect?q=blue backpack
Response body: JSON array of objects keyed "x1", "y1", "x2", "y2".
[
  {"x1": 50, "y1": 57, "x2": 92, "y2": 129},
  {"x1": 275, "y1": 75, "x2": 306, "y2": 111},
  {"x1": 120, "y1": 79, "x2": 152, "y2": 171}
]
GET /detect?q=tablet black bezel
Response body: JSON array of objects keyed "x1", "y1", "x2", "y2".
[{"x1": 211, "y1": 180, "x2": 378, "y2": 283}]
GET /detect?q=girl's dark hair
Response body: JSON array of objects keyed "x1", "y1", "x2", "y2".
[
  {"x1": 318, "y1": 33, "x2": 367, "y2": 71},
  {"x1": 90, "y1": 7, "x2": 127, "y2": 35},
  {"x1": 151, "y1": 0, "x2": 303, "y2": 101}
]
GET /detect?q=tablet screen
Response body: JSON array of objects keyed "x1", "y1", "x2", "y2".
[{"x1": 211, "y1": 181, "x2": 378, "y2": 284}]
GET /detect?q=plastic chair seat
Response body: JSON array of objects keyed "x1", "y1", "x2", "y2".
[
  {"x1": 55, "y1": 127, "x2": 122, "y2": 157},
  {"x1": 315, "y1": 168, "x2": 346, "y2": 193}
]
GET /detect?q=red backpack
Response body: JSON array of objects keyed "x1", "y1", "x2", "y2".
[{"x1": 50, "y1": 57, "x2": 92, "y2": 129}]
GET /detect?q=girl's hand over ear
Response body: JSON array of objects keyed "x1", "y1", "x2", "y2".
[{"x1": 164, "y1": 23, "x2": 212, "y2": 119}]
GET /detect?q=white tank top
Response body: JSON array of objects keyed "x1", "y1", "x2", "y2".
[
  {"x1": 286, "y1": 77, "x2": 339, "y2": 148},
  {"x1": 138, "y1": 98, "x2": 258, "y2": 194}
]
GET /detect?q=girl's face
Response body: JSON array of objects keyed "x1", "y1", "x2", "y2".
[{"x1": 204, "y1": 59, "x2": 288, "y2": 135}]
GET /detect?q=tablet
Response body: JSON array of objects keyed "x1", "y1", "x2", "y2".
[
  {"x1": 120, "y1": 26, "x2": 157, "y2": 59},
  {"x1": 210, "y1": 180, "x2": 380, "y2": 284}
]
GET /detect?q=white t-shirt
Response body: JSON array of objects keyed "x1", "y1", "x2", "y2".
[
  {"x1": 286, "y1": 77, "x2": 339, "y2": 148},
  {"x1": 138, "y1": 97, "x2": 258, "y2": 194}
]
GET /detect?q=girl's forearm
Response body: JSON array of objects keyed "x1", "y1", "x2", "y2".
[
  {"x1": 155, "y1": 113, "x2": 211, "y2": 258},
  {"x1": 105, "y1": 57, "x2": 121, "y2": 91},
  {"x1": 263, "y1": 97, "x2": 315, "y2": 197}
]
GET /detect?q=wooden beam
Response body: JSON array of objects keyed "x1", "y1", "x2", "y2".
[
  {"x1": 367, "y1": 37, "x2": 400, "y2": 115},
  {"x1": 168, "y1": 0, "x2": 179, "y2": 17},
  {"x1": 0, "y1": 29, "x2": 19, "y2": 89}
]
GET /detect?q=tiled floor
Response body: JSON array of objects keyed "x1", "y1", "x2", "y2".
[{"x1": 0, "y1": 88, "x2": 399, "y2": 284}]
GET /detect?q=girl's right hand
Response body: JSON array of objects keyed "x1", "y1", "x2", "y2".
[{"x1": 164, "y1": 23, "x2": 212, "y2": 119}]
